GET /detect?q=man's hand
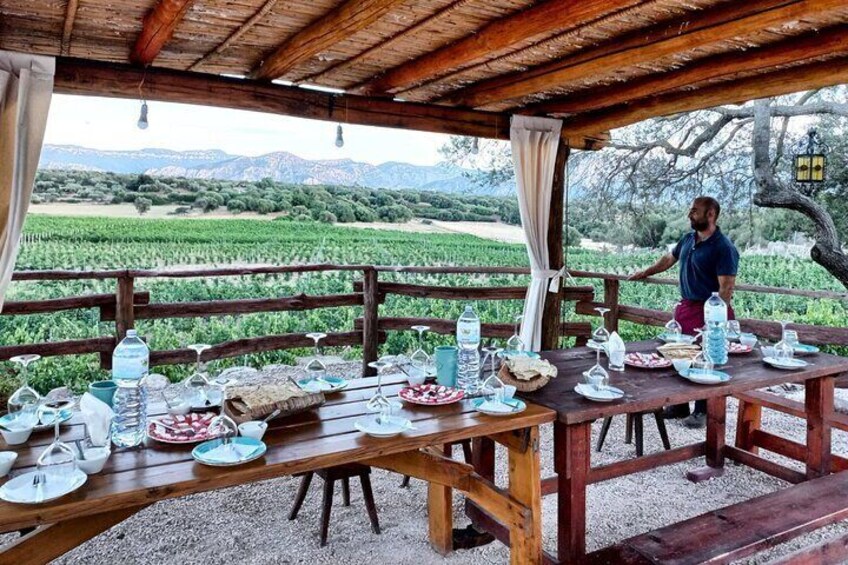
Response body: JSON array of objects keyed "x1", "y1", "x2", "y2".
[
  {"x1": 628, "y1": 270, "x2": 648, "y2": 281},
  {"x1": 629, "y1": 253, "x2": 678, "y2": 282}
]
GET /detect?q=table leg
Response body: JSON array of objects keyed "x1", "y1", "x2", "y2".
[
  {"x1": 554, "y1": 420, "x2": 590, "y2": 562},
  {"x1": 735, "y1": 398, "x2": 762, "y2": 455},
  {"x1": 806, "y1": 376, "x2": 834, "y2": 479},
  {"x1": 507, "y1": 425, "x2": 542, "y2": 565},
  {"x1": 687, "y1": 396, "x2": 726, "y2": 483},
  {"x1": 428, "y1": 481, "x2": 453, "y2": 555},
  {"x1": 472, "y1": 436, "x2": 495, "y2": 481}
]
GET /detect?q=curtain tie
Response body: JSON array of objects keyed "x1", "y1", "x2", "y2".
[{"x1": 530, "y1": 268, "x2": 568, "y2": 293}]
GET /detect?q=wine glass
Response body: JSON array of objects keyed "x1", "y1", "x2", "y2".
[
  {"x1": 482, "y1": 372, "x2": 506, "y2": 405},
  {"x1": 409, "y1": 325, "x2": 434, "y2": 380},
  {"x1": 36, "y1": 398, "x2": 78, "y2": 485},
  {"x1": 664, "y1": 302, "x2": 682, "y2": 341},
  {"x1": 304, "y1": 332, "x2": 328, "y2": 388},
  {"x1": 207, "y1": 407, "x2": 240, "y2": 460},
  {"x1": 8, "y1": 354, "x2": 42, "y2": 428},
  {"x1": 506, "y1": 314, "x2": 524, "y2": 353},
  {"x1": 366, "y1": 357, "x2": 394, "y2": 424},
  {"x1": 592, "y1": 308, "x2": 611, "y2": 345},
  {"x1": 481, "y1": 343, "x2": 502, "y2": 380},
  {"x1": 726, "y1": 320, "x2": 741, "y2": 339},
  {"x1": 585, "y1": 348, "x2": 609, "y2": 391},
  {"x1": 692, "y1": 349, "x2": 714, "y2": 374},
  {"x1": 183, "y1": 344, "x2": 211, "y2": 407}
]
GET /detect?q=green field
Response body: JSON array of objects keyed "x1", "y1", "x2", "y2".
[{"x1": 2, "y1": 215, "x2": 845, "y2": 395}]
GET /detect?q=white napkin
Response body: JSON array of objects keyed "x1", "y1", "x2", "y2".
[
  {"x1": 607, "y1": 332, "x2": 626, "y2": 367},
  {"x1": 80, "y1": 393, "x2": 114, "y2": 447},
  {"x1": 203, "y1": 441, "x2": 256, "y2": 463}
]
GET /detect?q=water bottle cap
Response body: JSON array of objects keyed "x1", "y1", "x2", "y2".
[{"x1": 126, "y1": 329, "x2": 138, "y2": 337}]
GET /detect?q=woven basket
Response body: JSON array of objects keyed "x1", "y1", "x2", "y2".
[
  {"x1": 224, "y1": 382, "x2": 325, "y2": 424},
  {"x1": 498, "y1": 364, "x2": 551, "y2": 392}
]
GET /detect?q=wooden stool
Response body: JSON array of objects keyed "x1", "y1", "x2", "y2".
[
  {"x1": 596, "y1": 410, "x2": 671, "y2": 456},
  {"x1": 400, "y1": 439, "x2": 472, "y2": 487},
  {"x1": 288, "y1": 463, "x2": 380, "y2": 547}
]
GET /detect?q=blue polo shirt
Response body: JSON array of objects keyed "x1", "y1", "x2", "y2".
[{"x1": 672, "y1": 227, "x2": 739, "y2": 301}]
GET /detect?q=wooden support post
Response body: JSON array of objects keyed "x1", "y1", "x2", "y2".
[
  {"x1": 735, "y1": 398, "x2": 762, "y2": 455},
  {"x1": 428, "y1": 481, "x2": 453, "y2": 555},
  {"x1": 115, "y1": 275, "x2": 135, "y2": 341},
  {"x1": 541, "y1": 139, "x2": 570, "y2": 351},
  {"x1": 555, "y1": 420, "x2": 590, "y2": 562},
  {"x1": 688, "y1": 396, "x2": 727, "y2": 483},
  {"x1": 472, "y1": 436, "x2": 496, "y2": 482},
  {"x1": 603, "y1": 278, "x2": 620, "y2": 334},
  {"x1": 507, "y1": 425, "x2": 542, "y2": 565},
  {"x1": 362, "y1": 268, "x2": 379, "y2": 376},
  {"x1": 806, "y1": 375, "x2": 834, "y2": 480}
]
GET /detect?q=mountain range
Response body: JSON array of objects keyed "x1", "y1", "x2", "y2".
[{"x1": 39, "y1": 145, "x2": 506, "y2": 195}]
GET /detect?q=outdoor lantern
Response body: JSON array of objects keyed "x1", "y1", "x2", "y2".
[
  {"x1": 137, "y1": 101, "x2": 149, "y2": 130},
  {"x1": 335, "y1": 124, "x2": 344, "y2": 148},
  {"x1": 794, "y1": 128, "x2": 827, "y2": 183}
]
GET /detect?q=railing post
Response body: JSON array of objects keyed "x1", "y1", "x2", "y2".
[
  {"x1": 603, "y1": 278, "x2": 620, "y2": 334},
  {"x1": 362, "y1": 267, "x2": 379, "y2": 376},
  {"x1": 115, "y1": 274, "x2": 135, "y2": 341}
]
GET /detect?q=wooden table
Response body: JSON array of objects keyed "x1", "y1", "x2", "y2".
[
  {"x1": 0, "y1": 374, "x2": 555, "y2": 565},
  {"x1": 467, "y1": 340, "x2": 848, "y2": 564}
]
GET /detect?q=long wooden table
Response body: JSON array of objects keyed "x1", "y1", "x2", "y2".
[
  {"x1": 0, "y1": 374, "x2": 555, "y2": 565},
  {"x1": 467, "y1": 340, "x2": 848, "y2": 564}
]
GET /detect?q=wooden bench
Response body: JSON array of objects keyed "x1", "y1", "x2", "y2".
[{"x1": 582, "y1": 470, "x2": 848, "y2": 565}]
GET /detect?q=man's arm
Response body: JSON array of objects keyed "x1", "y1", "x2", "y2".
[
  {"x1": 718, "y1": 275, "x2": 736, "y2": 304},
  {"x1": 628, "y1": 253, "x2": 677, "y2": 281}
]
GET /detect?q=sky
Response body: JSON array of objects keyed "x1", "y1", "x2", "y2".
[{"x1": 43, "y1": 94, "x2": 450, "y2": 166}]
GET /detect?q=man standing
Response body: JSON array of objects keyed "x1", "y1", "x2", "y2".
[{"x1": 629, "y1": 196, "x2": 739, "y2": 428}]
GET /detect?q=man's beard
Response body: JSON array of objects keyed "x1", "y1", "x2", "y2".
[{"x1": 690, "y1": 218, "x2": 709, "y2": 231}]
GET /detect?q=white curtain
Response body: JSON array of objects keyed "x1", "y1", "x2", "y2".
[
  {"x1": 0, "y1": 51, "x2": 54, "y2": 311},
  {"x1": 510, "y1": 115, "x2": 563, "y2": 351}
]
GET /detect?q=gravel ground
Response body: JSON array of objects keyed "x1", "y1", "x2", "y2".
[{"x1": 5, "y1": 359, "x2": 848, "y2": 565}]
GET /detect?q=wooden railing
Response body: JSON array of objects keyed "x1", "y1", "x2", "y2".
[{"x1": 3, "y1": 264, "x2": 846, "y2": 378}]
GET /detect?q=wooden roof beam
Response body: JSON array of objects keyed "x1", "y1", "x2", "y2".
[
  {"x1": 443, "y1": 0, "x2": 844, "y2": 108},
  {"x1": 356, "y1": 0, "x2": 649, "y2": 96},
  {"x1": 189, "y1": 0, "x2": 281, "y2": 71},
  {"x1": 130, "y1": 0, "x2": 196, "y2": 66},
  {"x1": 530, "y1": 24, "x2": 848, "y2": 115},
  {"x1": 60, "y1": 0, "x2": 80, "y2": 56},
  {"x1": 559, "y1": 56, "x2": 848, "y2": 138},
  {"x1": 53, "y1": 57, "x2": 606, "y2": 150},
  {"x1": 251, "y1": 0, "x2": 404, "y2": 82}
]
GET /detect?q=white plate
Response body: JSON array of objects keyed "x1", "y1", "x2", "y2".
[
  {"x1": 679, "y1": 368, "x2": 732, "y2": 385},
  {"x1": 191, "y1": 437, "x2": 267, "y2": 467},
  {"x1": 354, "y1": 416, "x2": 413, "y2": 438},
  {"x1": 472, "y1": 398, "x2": 527, "y2": 416},
  {"x1": 0, "y1": 469, "x2": 87, "y2": 505},
  {"x1": 657, "y1": 333, "x2": 697, "y2": 344},
  {"x1": 574, "y1": 383, "x2": 624, "y2": 402},
  {"x1": 763, "y1": 357, "x2": 809, "y2": 370}
]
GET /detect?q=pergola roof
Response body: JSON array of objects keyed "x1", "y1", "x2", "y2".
[{"x1": 3, "y1": 0, "x2": 848, "y2": 145}]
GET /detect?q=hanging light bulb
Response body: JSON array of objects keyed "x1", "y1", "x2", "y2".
[
  {"x1": 470, "y1": 137, "x2": 479, "y2": 155},
  {"x1": 137, "y1": 101, "x2": 149, "y2": 130},
  {"x1": 335, "y1": 124, "x2": 344, "y2": 148}
]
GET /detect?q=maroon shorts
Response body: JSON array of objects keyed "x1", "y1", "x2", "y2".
[{"x1": 674, "y1": 299, "x2": 735, "y2": 336}]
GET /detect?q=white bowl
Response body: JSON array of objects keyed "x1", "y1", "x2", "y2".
[
  {"x1": 77, "y1": 447, "x2": 111, "y2": 474},
  {"x1": 739, "y1": 334, "x2": 758, "y2": 348},
  {"x1": 167, "y1": 402, "x2": 191, "y2": 415},
  {"x1": 0, "y1": 425, "x2": 33, "y2": 446},
  {"x1": 0, "y1": 452, "x2": 17, "y2": 477},
  {"x1": 672, "y1": 359, "x2": 692, "y2": 374},
  {"x1": 238, "y1": 421, "x2": 268, "y2": 441},
  {"x1": 405, "y1": 373, "x2": 427, "y2": 387}
]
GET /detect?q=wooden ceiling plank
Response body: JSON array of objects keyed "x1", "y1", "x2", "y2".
[
  {"x1": 60, "y1": 0, "x2": 80, "y2": 57},
  {"x1": 355, "y1": 0, "x2": 649, "y2": 96},
  {"x1": 529, "y1": 24, "x2": 848, "y2": 115},
  {"x1": 559, "y1": 56, "x2": 848, "y2": 138},
  {"x1": 251, "y1": 0, "x2": 404, "y2": 82},
  {"x1": 299, "y1": 0, "x2": 474, "y2": 86},
  {"x1": 130, "y1": 0, "x2": 197, "y2": 66},
  {"x1": 189, "y1": 0, "x2": 281, "y2": 72},
  {"x1": 53, "y1": 57, "x2": 607, "y2": 149},
  {"x1": 444, "y1": 0, "x2": 845, "y2": 108}
]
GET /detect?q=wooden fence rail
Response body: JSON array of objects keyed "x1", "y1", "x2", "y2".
[{"x1": 2, "y1": 263, "x2": 846, "y2": 377}]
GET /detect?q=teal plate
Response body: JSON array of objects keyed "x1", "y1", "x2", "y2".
[
  {"x1": 680, "y1": 368, "x2": 732, "y2": 385},
  {"x1": 656, "y1": 333, "x2": 697, "y2": 344},
  {"x1": 497, "y1": 350, "x2": 541, "y2": 359},
  {"x1": 297, "y1": 375, "x2": 349, "y2": 394},
  {"x1": 192, "y1": 437, "x2": 267, "y2": 467},
  {"x1": 793, "y1": 343, "x2": 820, "y2": 355},
  {"x1": 472, "y1": 397, "x2": 526, "y2": 416},
  {"x1": 0, "y1": 408, "x2": 73, "y2": 432}
]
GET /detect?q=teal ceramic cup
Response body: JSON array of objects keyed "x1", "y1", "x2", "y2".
[
  {"x1": 434, "y1": 346, "x2": 458, "y2": 387},
  {"x1": 88, "y1": 380, "x2": 117, "y2": 407}
]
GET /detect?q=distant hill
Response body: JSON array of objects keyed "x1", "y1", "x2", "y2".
[{"x1": 39, "y1": 144, "x2": 508, "y2": 195}]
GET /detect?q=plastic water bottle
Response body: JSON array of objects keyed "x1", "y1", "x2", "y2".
[
  {"x1": 456, "y1": 305, "x2": 481, "y2": 393},
  {"x1": 111, "y1": 329, "x2": 149, "y2": 447},
  {"x1": 703, "y1": 293, "x2": 728, "y2": 366}
]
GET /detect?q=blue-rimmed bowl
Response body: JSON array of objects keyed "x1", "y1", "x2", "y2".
[
  {"x1": 192, "y1": 436, "x2": 267, "y2": 467},
  {"x1": 0, "y1": 408, "x2": 73, "y2": 433}
]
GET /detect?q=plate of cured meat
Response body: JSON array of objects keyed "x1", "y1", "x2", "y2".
[
  {"x1": 624, "y1": 352, "x2": 673, "y2": 369},
  {"x1": 398, "y1": 384, "x2": 464, "y2": 406},
  {"x1": 147, "y1": 412, "x2": 218, "y2": 444}
]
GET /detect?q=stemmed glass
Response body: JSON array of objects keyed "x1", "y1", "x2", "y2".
[
  {"x1": 592, "y1": 307, "x2": 611, "y2": 346},
  {"x1": 183, "y1": 344, "x2": 212, "y2": 407},
  {"x1": 409, "y1": 325, "x2": 434, "y2": 380},
  {"x1": 506, "y1": 314, "x2": 524, "y2": 353},
  {"x1": 366, "y1": 357, "x2": 394, "y2": 425},
  {"x1": 664, "y1": 302, "x2": 683, "y2": 341},
  {"x1": 206, "y1": 406, "x2": 240, "y2": 460},
  {"x1": 8, "y1": 354, "x2": 42, "y2": 428},
  {"x1": 585, "y1": 348, "x2": 610, "y2": 391},
  {"x1": 774, "y1": 320, "x2": 795, "y2": 362},
  {"x1": 35, "y1": 398, "x2": 78, "y2": 500},
  {"x1": 480, "y1": 343, "x2": 502, "y2": 380},
  {"x1": 305, "y1": 332, "x2": 328, "y2": 388}
]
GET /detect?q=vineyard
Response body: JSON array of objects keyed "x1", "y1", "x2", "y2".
[{"x1": 2, "y1": 214, "x2": 846, "y2": 394}]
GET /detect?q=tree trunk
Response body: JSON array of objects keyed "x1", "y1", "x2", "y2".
[{"x1": 751, "y1": 100, "x2": 848, "y2": 290}]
